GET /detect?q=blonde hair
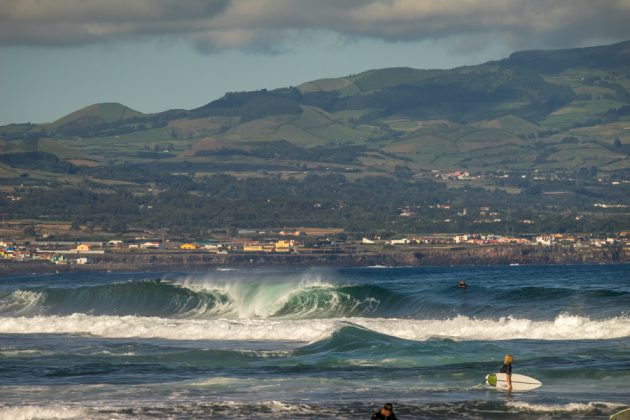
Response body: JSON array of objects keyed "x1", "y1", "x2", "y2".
[{"x1": 504, "y1": 354, "x2": 513, "y2": 364}]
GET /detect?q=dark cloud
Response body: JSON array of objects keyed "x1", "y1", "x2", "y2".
[
  {"x1": 0, "y1": 0, "x2": 231, "y2": 46},
  {"x1": 1, "y1": 0, "x2": 629, "y2": 51}
]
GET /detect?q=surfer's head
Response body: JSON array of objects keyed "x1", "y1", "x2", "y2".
[
  {"x1": 381, "y1": 403, "x2": 394, "y2": 415},
  {"x1": 504, "y1": 354, "x2": 513, "y2": 364}
]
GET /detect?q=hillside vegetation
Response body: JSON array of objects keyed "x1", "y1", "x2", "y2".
[
  {"x1": 1, "y1": 41, "x2": 628, "y2": 174},
  {"x1": 2, "y1": 41, "x2": 628, "y2": 176},
  {"x1": 0, "y1": 41, "x2": 628, "y2": 236}
]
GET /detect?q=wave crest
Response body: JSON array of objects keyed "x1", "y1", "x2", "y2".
[
  {"x1": 507, "y1": 401, "x2": 624, "y2": 414},
  {"x1": 0, "y1": 280, "x2": 234, "y2": 318},
  {"x1": 0, "y1": 314, "x2": 627, "y2": 342},
  {"x1": 0, "y1": 290, "x2": 43, "y2": 315},
  {"x1": 1, "y1": 276, "x2": 398, "y2": 319},
  {"x1": 3, "y1": 274, "x2": 628, "y2": 321}
]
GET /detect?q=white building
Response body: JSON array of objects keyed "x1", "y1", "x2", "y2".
[
  {"x1": 454, "y1": 235, "x2": 470, "y2": 243},
  {"x1": 535, "y1": 236, "x2": 554, "y2": 246}
]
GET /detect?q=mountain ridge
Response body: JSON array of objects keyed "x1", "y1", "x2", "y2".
[
  {"x1": 0, "y1": 39, "x2": 628, "y2": 174},
  {"x1": 18, "y1": 40, "x2": 630, "y2": 126}
]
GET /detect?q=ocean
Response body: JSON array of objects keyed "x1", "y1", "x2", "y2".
[{"x1": 0, "y1": 264, "x2": 628, "y2": 419}]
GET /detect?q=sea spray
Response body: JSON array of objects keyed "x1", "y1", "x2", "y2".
[
  {"x1": 1, "y1": 314, "x2": 627, "y2": 342},
  {"x1": 0, "y1": 290, "x2": 42, "y2": 315},
  {"x1": 176, "y1": 271, "x2": 338, "y2": 318}
]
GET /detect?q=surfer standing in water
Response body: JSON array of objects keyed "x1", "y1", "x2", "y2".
[
  {"x1": 500, "y1": 354, "x2": 513, "y2": 392},
  {"x1": 371, "y1": 402, "x2": 398, "y2": 420}
]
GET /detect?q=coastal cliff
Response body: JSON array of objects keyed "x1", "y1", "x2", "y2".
[{"x1": 1, "y1": 244, "x2": 626, "y2": 275}]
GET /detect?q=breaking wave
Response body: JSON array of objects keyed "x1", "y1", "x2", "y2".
[
  {"x1": 0, "y1": 405, "x2": 88, "y2": 420},
  {"x1": 0, "y1": 278, "x2": 401, "y2": 319},
  {"x1": 0, "y1": 313, "x2": 627, "y2": 342}
]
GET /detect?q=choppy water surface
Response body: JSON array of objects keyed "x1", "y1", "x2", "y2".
[{"x1": 0, "y1": 265, "x2": 628, "y2": 419}]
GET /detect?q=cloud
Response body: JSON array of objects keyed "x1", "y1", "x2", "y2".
[
  {"x1": 1, "y1": 0, "x2": 629, "y2": 52},
  {"x1": 0, "y1": 0, "x2": 231, "y2": 46}
]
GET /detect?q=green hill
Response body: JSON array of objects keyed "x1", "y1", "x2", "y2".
[
  {"x1": 298, "y1": 67, "x2": 441, "y2": 95},
  {"x1": 53, "y1": 102, "x2": 144, "y2": 126},
  {"x1": 497, "y1": 40, "x2": 630, "y2": 73},
  {"x1": 0, "y1": 40, "x2": 628, "y2": 174},
  {"x1": 50, "y1": 103, "x2": 145, "y2": 136}
]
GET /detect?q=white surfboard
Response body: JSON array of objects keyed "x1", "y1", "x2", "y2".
[
  {"x1": 485, "y1": 372, "x2": 542, "y2": 391},
  {"x1": 610, "y1": 407, "x2": 630, "y2": 420}
]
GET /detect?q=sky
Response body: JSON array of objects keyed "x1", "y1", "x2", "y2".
[{"x1": 1, "y1": 0, "x2": 630, "y2": 125}]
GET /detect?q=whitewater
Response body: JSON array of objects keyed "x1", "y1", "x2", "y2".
[
  {"x1": 0, "y1": 265, "x2": 628, "y2": 419},
  {"x1": 1, "y1": 313, "x2": 628, "y2": 342}
]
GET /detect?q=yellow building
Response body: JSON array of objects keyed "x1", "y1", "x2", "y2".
[
  {"x1": 262, "y1": 244, "x2": 275, "y2": 253},
  {"x1": 274, "y1": 240, "x2": 292, "y2": 252},
  {"x1": 243, "y1": 244, "x2": 264, "y2": 252},
  {"x1": 179, "y1": 243, "x2": 198, "y2": 250},
  {"x1": 76, "y1": 244, "x2": 91, "y2": 253}
]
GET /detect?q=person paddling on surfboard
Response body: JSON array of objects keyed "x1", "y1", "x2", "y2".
[
  {"x1": 371, "y1": 402, "x2": 398, "y2": 420},
  {"x1": 499, "y1": 354, "x2": 513, "y2": 392}
]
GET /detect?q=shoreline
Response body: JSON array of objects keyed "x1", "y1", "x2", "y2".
[{"x1": 1, "y1": 244, "x2": 627, "y2": 275}]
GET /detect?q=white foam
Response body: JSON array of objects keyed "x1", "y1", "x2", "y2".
[
  {"x1": 0, "y1": 313, "x2": 628, "y2": 342},
  {"x1": 216, "y1": 400, "x2": 316, "y2": 414},
  {"x1": 266, "y1": 401, "x2": 314, "y2": 413},
  {"x1": 507, "y1": 401, "x2": 623, "y2": 413},
  {"x1": 0, "y1": 290, "x2": 43, "y2": 314},
  {"x1": 351, "y1": 314, "x2": 630, "y2": 341},
  {"x1": 0, "y1": 405, "x2": 88, "y2": 420},
  {"x1": 0, "y1": 314, "x2": 337, "y2": 341},
  {"x1": 0, "y1": 349, "x2": 50, "y2": 357},
  {"x1": 91, "y1": 350, "x2": 136, "y2": 356},
  {"x1": 176, "y1": 274, "x2": 337, "y2": 319}
]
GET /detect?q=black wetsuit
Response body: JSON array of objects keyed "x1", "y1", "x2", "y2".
[
  {"x1": 499, "y1": 363, "x2": 512, "y2": 375},
  {"x1": 371, "y1": 411, "x2": 398, "y2": 420}
]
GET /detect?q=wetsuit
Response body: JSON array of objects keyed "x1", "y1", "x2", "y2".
[
  {"x1": 499, "y1": 363, "x2": 512, "y2": 376},
  {"x1": 371, "y1": 411, "x2": 398, "y2": 420}
]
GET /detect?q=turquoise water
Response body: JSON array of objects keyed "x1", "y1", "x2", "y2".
[{"x1": 0, "y1": 265, "x2": 628, "y2": 418}]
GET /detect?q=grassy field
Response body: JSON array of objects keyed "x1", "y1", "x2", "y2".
[
  {"x1": 541, "y1": 98, "x2": 627, "y2": 128},
  {"x1": 37, "y1": 139, "x2": 90, "y2": 160},
  {"x1": 477, "y1": 115, "x2": 540, "y2": 134}
]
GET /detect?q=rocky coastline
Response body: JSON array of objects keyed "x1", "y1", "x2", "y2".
[{"x1": 1, "y1": 244, "x2": 626, "y2": 276}]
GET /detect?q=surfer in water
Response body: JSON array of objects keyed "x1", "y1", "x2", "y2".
[
  {"x1": 500, "y1": 354, "x2": 513, "y2": 392},
  {"x1": 371, "y1": 402, "x2": 398, "y2": 420},
  {"x1": 459, "y1": 280, "x2": 467, "y2": 288}
]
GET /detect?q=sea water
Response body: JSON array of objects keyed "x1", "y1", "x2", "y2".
[{"x1": 0, "y1": 265, "x2": 628, "y2": 419}]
